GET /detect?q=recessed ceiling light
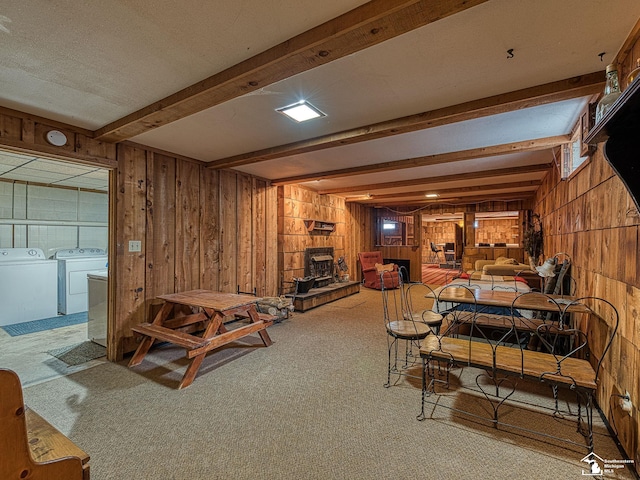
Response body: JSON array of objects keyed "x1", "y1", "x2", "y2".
[
  {"x1": 276, "y1": 101, "x2": 326, "y2": 122},
  {"x1": 425, "y1": 193, "x2": 439, "y2": 198}
]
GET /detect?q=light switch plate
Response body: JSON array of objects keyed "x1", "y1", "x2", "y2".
[{"x1": 128, "y1": 240, "x2": 142, "y2": 252}]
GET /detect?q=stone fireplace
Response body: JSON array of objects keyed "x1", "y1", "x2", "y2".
[{"x1": 304, "y1": 247, "x2": 335, "y2": 288}]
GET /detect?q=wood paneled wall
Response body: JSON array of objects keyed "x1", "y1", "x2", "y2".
[
  {"x1": 475, "y1": 218, "x2": 520, "y2": 245},
  {"x1": 534, "y1": 29, "x2": 640, "y2": 469},
  {"x1": 345, "y1": 202, "x2": 375, "y2": 282},
  {"x1": 114, "y1": 144, "x2": 278, "y2": 359},
  {"x1": 278, "y1": 185, "x2": 347, "y2": 292},
  {"x1": 534, "y1": 147, "x2": 640, "y2": 467}
]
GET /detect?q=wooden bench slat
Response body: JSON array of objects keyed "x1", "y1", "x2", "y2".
[
  {"x1": 162, "y1": 312, "x2": 208, "y2": 329},
  {"x1": 421, "y1": 336, "x2": 597, "y2": 389},
  {"x1": 187, "y1": 320, "x2": 272, "y2": 358},
  {"x1": 234, "y1": 311, "x2": 278, "y2": 322},
  {"x1": 131, "y1": 323, "x2": 208, "y2": 350},
  {"x1": 257, "y1": 312, "x2": 278, "y2": 323},
  {"x1": 443, "y1": 312, "x2": 570, "y2": 333}
]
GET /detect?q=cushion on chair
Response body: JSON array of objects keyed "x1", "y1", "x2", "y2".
[{"x1": 375, "y1": 263, "x2": 395, "y2": 273}]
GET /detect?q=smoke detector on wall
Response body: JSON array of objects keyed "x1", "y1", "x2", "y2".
[{"x1": 45, "y1": 130, "x2": 67, "y2": 146}]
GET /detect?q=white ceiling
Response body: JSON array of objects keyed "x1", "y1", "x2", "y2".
[
  {"x1": 1, "y1": 1, "x2": 639, "y2": 205},
  {"x1": 1, "y1": 0, "x2": 368, "y2": 129},
  {"x1": 0, "y1": 151, "x2": 108, "y2": 191}
]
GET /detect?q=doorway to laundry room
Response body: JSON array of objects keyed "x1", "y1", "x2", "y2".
[{"x1": 0, "y1": 149, "x2": 111, "y2": 386}]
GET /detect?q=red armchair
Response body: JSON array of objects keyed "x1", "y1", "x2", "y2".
[{"x1": 358, "y1": 251, "x2": 400, "y2": 290}]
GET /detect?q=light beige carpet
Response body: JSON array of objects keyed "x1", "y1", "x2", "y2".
[{"x1": 22, "y1": 289, "x2": 634, "y2": 480}]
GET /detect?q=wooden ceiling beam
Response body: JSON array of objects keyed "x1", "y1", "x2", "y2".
[
  {"x1": 209, "y1": 73, "x2": 602, "y2": 169},
  {"x1": 345, "y1": 180, "x2": 542, "y2": 201},
  {"x1": 270, "y1": 136, "x2": 564, "y2": 185},
  {"x1": 318, "y1": 162, "x2": 552, "y2": 195},
  {"x1": 371, "y1": 191, "x2": 534, "y2": 207},
  {"x1": 94, "y1": 0, "x2": 487, "y2": 142}
]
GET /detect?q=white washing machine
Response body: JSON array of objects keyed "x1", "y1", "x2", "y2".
[
  {"x1": 0, "y1": 248, "x2": 58, "y2": 326},
  {"x1": 54, "y1": 248, "x2": 108, "y2": 315}
]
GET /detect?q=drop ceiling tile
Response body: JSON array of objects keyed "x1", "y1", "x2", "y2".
[
  {"x1": 3, "y1": 172, "x2": 67, "y2": 183},
  {"x1": 81, "y1": 169, "x2": 110, "y2": 180},
  {"x1": 35, "y1": 159, "x2": 97, "y2": 175},
  {"x1": 56, "y1": 179, "x2": 108, "y2": 191},
  {"x1": 0, "y1": 151, "x2": 36, "y2": 165}
]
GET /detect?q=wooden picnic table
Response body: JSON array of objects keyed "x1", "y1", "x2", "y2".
[{"x1": 128, "y1": 290, "x2": 274, "y2": 388}]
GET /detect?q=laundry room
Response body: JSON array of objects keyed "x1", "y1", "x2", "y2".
[{"x1": 0, "y1": 150, "x2": 110, "y2": 384}]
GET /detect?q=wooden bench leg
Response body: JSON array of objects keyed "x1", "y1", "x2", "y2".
[
  {"x1": 247, "y1": 308, "x2": 273, "y2": 347},
  {"x1": 258, "y1": 329, "x2": 273, "y2": 347},
  {"x1": 128, "y1": 336, "x2": 155, "y2": 367},
  {"x1": 129, "y1": 301, "x2": 174, "y2": 367},
  {"x1": 179, "y1": 354, "x2": 206, "y2": 389}
]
